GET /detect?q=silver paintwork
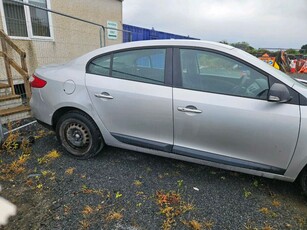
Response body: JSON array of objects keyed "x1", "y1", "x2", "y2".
[{"x1": 30, "y1": 39, "x2": 307, "y2": 182}]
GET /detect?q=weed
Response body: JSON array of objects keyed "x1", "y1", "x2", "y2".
[
  {"x1": 259, "y1": 207, "x2": 270, "y2": 215},
  {"x1": 38, "y1": 150, "x2": 60, "y2": 164},
  {"x1": 106, "y1": 210, "x2": 123, "y2": 221},
  {"x1": 136, "y1": 203, "x2": 142, "y2": 207},
  {"x1": 64, "y1": 205, "x2": 70, "y2": 215},
  {"x1": 36, "y1": 183, "x2": 43, "y2": 189},
  {"x1": 244, "y1": 222, "x2": 258, "y2": 230},
  {"x1": 182, "y1": 220, "x2": 202, "y2": 230},
  {"x1": 1, "y1": 122, "x2": 20, "y2": 154},
  {"x1": 0, "y1": 154, "x2": 30, "y2": 180},
  {"x1": 133, "y1": 180, "x2": 142, "y2": 187},
  {"x1": 81, "y1": 185, "x2": 103, "y2": 196},
  {"x1": 262, "y1": 223, "x2": 274, "y2": 230},
  {"x1": 82, "y1": 205, "x2": 94, "y2": 215},
  {"x1": 156, "y1": 190, "x2": 194, "y2": 230},
  {"x1": 259, "y1": 207, "x2": 277, "y2": 218},
  {"x1": 65, "y1": 167, "x2": 75, "y2": 175},
  {"x1": 253, "y1": 180, "x2": 259, "y2": 187},
  {"x1": 79, "y1": 220, "x2": 90, "y2": 229},
  {"x1": 34, "y1": 129, "x2": 53, "y2": 140},
  {"x1": 115, "y1": 191, "x2": 122, "y2": 199},
  {"x1": 294, "y1": 216, "x2": 306, "y2": 228},
  {"x1": 272, "y1": 199, "x2": 281, "y2": 207},
  {"x1": 243, "y1": 188, "x2": 252, "y2": 198},
  {"x1": 177, "y1": 180, "x2": 183, "y2": 187},
  {"x1": 204, "y1": 219, "x2": 214, "y2": 230}
]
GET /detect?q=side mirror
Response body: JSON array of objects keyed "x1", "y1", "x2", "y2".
[{"x1": 268, "y1": 83, "x2": 292, "y2": 103}]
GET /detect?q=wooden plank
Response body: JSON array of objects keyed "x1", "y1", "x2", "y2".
[
  {"x1": 0, "y1": 30, "x2": 25, "y2": 56},
  {"x1": 0, "y1": 83, "x2": 10, "y2": 89},
  {"x1": 0, "y1": 105, "x2": 31, "y2": 116},
  {"x1": 20, "y1": 52, "x2": 31, "y2": 101},
  {"x1": 0, "y1": 37, "x2": 15, "y2": 95},
  {"x1": 0, "y1": 94, "x2": 21, "y2": 102}
]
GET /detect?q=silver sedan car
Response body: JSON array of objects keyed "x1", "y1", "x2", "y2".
[{"x1": 30, "y1": 40, "x2": 307, "y2": 195}]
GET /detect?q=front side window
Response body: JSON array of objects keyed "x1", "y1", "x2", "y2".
[
  {"x1": 112, "y1": 49, "x2": 166, "y2": 85},
  {"x1": 2, "y1": 0, "x2": 51, "y2": 38},
  {"x1": 180, "y1": 49, "x2": 269, "y2": 99}
]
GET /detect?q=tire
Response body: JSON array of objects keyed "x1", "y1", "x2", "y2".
[
  {"x1": 300, "y1": 167, "x2": 307, "y2": 196},
  {"x1": 56, "y1": 110, "x2": 104, "y2": 159}
]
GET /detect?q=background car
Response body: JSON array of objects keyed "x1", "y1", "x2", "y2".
[{"x1": 30, "y1": 40, "x2": 307, "y2": 195}]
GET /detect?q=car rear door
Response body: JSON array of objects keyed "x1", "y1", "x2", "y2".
[
  {"x1": 172, "y1": 48, "x2": 300, "y2": 173},
  {"x1": 85, "y1": 47, "x2": 173, "y2": 151}
]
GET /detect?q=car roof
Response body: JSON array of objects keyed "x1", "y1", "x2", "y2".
[{"x1": 83, "y1": 40, "x2": 234, "y2": 59}]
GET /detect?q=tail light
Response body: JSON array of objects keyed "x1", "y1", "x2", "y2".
[{"x1": 30, "y1": 74, "x2": 47, "y2": 88}]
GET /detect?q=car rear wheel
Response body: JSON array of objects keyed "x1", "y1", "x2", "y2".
[
  {"x1": 300, "y1": 167, "x2": 307, "y2": 196},
  {"x1": 56, "y1": 111, "x2": 103, "y2": 159}
]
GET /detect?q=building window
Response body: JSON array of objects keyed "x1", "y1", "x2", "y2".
[{"x1": 2, "y1": 0, "x2": 51, "y2": 38}]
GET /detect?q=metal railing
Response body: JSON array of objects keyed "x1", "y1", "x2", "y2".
[{"x1": 10, "y1": 0, "x2": 132, "y2": 47}]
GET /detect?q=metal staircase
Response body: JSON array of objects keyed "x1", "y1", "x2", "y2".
[{"x1": 0, "y1": 30, "x2": 31, "y2": 124}]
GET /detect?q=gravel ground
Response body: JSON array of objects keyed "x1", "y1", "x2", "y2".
[{"x1": 0, "y1": 119, "x2": 307, "y2": 230}]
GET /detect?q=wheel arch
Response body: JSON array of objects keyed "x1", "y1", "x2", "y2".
[{"x1": 52, "y1": 106, "x2": 95, "y2": 130}]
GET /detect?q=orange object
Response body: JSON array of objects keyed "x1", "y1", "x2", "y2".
[
  {"x1": 259, "y1": 53, "x2": 276, "y2": 67},
  {"x1": 299, "y1": 61, "x2": 307, "y2": 73}
]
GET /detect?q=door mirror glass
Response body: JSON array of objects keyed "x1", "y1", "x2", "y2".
[{"x1": 268, "y1": 83, "x2": 292, "y2": 103}]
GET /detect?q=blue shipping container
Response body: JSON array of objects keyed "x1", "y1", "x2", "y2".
[{"x1": 123, "y1": 24, "x2": 199, "y2": 42}]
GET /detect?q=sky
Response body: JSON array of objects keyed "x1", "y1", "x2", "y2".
[{"x1": 123, "y1": 0, "x2": 307, "y2": 49}]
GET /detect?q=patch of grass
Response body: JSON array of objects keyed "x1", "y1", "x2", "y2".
[
  {"x1": 1, "y1": 122, "x2": 20, "y2": 154},
  {"x1": 0, "y1": 154, "x2": 30, "y2": 180}
]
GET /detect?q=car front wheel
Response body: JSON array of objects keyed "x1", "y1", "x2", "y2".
[{"x1": 56, "y1": 111, "x2": 103, "y2": 159}]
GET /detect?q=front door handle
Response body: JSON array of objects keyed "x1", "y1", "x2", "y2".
[
  {"x1": 177, "y1": 106, "x2": 202, "y2": 114},
  {"x1": 94, "y1": 92, "x2": 114, "y2": 99}
]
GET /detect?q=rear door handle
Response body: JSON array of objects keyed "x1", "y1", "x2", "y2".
[
  {"x1": 177, "y1": 106, "x2": 202, "y2": 114},
  {"x1": 94, "y1": 92, "x2": 114, "y2": 99}
]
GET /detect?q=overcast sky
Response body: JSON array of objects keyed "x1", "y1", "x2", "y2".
[{"x1": 123, "y1": 0, "x2": 307, "y2": 49}]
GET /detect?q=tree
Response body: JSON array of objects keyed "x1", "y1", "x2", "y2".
[
  {"x1": 219, "y1": 40, "x2": 229, "y2": 45},
  {"x1": 231, "y1": 42, "x2": 255, "y2": 54},
  {"x1": 299, "y1": 44, "x2": 307, "y2": 54},
  {"x1": 286, "y1": 49, "x2": 299, "y2": 55}
]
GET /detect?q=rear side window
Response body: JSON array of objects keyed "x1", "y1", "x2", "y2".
[
  {"x1": 112, "y1": 49, "x2": 166, "y2": 85},
  {"x1": 88, "y1": 55, "x2": 111, "y2": 76}
]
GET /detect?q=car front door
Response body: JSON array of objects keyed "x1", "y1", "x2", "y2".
[
  {"x1": 172, "y1": 48, "x2": 300, "y2": 173},
  {"x1": 85, "y1": 48, "x2": 173, "y2": 151}
]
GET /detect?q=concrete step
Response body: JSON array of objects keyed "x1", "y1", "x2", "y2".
[
  {"x1": 0, "y1": 83, "x2": 12, "y2": 96},
  {"x1": 0, "y1": 105, "x2": 31, "y2": 124},
  {"x1": 0, "y1": 95, "x2": 22, "y2": 110}
]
